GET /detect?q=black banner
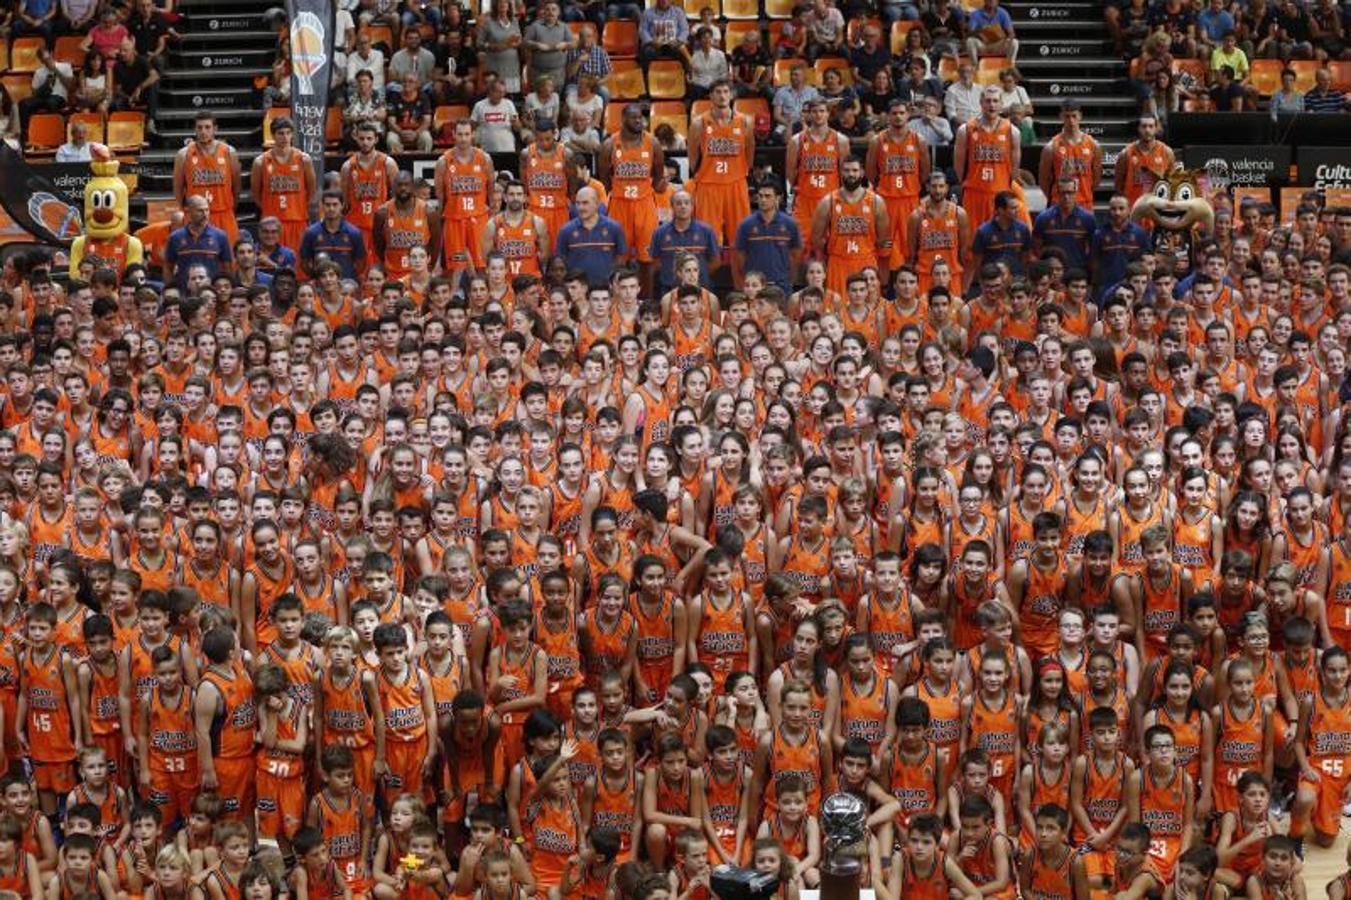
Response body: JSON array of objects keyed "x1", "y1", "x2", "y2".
[
  {"x1": 1296, "y1": 147, "x2": 1351, "y2": 189},
  {"x1": 285, "y1": 0, "x2": 335, "y2": 219},
  {"x1": 0, "y1": 143, "x2": 82, "y2": 246},
  {"x1": 1182, "y1": 145, "x2": 1292, "y2": 189}
]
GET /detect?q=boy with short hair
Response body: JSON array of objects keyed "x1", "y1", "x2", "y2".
[
  {"x1": 1102, "y1": 823, "x2": 1162, "y2": 898},
  {"x1": 17, "y1": 603, "x2": 81, "y2": 816},
  {"x1": 306, "y1": 745, "x2": 373, "y2": 893},
  {"x1": 1018, "y1": 803, "x2": 1087, "y2": 900},
  {"x1": 949, "y1": 795, "x2": 1014, "y2": 899},
  {"x1": 1071, "y1": 706, "x2": 1135, "y2": 888},
  {"x1": 255, "y1": 663, "x2": 309, "y2": 856},
  {"x1": 289, "y1": 826, "x2": 353, "y2": 900},
  {"x1": 45, "y1": 832, "x2": 115, "y2": 900},
  {"x1": 137, "y1": 646, "x2": 199, "y2": 827},
  {"x1": 76, "y1": 615, "x2": 126, "y2": 792},
  {"x1": 897, "y1": 813, "x2": 981, "y2": 899},
  {"x1": 372, "y1": 622, "x2": 437, "y2": 799},
  {"x1": 1244, "y1": 835, "x2": 1303, "y2": 900}
]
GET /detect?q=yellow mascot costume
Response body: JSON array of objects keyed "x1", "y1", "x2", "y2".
[{"x1": 68, "y1": 143, "x2": 144, "y2": 280}]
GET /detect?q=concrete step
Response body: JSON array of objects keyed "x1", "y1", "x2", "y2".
[
  {"x1": 168, "y1": 46, "x2": 275, "y2": 69},
  {"x1": 1027, "y1": 93, "x2": 1138, "y2": 108},
  {"x1": 158, "y1": 85, "x2": 259, "y2": 110},
  {"x1": 1017, "y1": 55, "x2": 1127, "y2": 71},
  {"x1": 154, "y1": 124, "x2": 257, "y2": 144},
  {"x1": 153, "y1": 106, "x2": 267, "y2": 123},
  {"x1": 179, "y1": 11, "x2": 272, "y2": 33},
  {"x1": 1023, "y1": 75, "x2": 1128, "y2": 98}
]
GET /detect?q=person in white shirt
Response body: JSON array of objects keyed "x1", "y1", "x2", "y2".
[
  {"x1": 56, "y1": 120, "x2": 93, "y2": 162},
  {"x1": 471, "y1": 77, "x2": 520, "y2": 153},
  {"x1": 943, "y1": 59, "x2": 982, "y2": 124},
  {"x1": 346, "y1": 31, "x2": 386, "y2": 93},
  {"x1": 689, "y1": 26, "x2": 729, "y2": 97}
]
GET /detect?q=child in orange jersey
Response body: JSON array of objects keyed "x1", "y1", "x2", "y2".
[
  {"x1": 896, "y1": 813, "x2": 981, "y2": 900},
  {"x1": 313, "y1": 625, "x2": 384, "y2": 802},
  {"x1": 1018, "y1": 804, "x2": 1087, "y2": 900},
  {"x1": 1212, "y1": 657, "x2": 1274, "y2": 818},
  {"x1": 1072, "y1": 705, "x2": 1135, "y2": 885},
  {"x1": 687, "y1": 549, "x2": 755, "y2": 692},
  {"x1": 1166, "y1": 845, "x2": 1228, "y2": 900},
  {"x1": 260, "y1": 596, "x2": 323, "y2": 706},
  {"x1": 948, "y1": 541, "x2": 1006, "y2": 653},
  {"x1": 1094, "y1": 823, "x2": 1161, "y2": 898},
  {"x1": 254, "y1": 664, "x2": 308, "y2": 855},
  {"x1": 506, "y1": 711, "x2": 565, "y2": 841},
  {"x1": 552, "y1": 826, "x2": 621, "y2": 900},
  {"x1": 64, "y1": 748, "x2": 128, "y2": 846},
  {"x1": 958, "y1": 646, "x2": 1019, "y2": 810},
  {"x1": 18, "y1": 604, "x2": 81, "y2": 816},
  {"x1": 948, "y1": 796, "x2": 1014, "y2": 900},
  {"x1": 1017, "y1": 722, "x2": 1073, "y2": 852},
  {"x1": 488, "y1": 601, "x2": 548, "y2": 764},
  {"x1": 958, "y1": 601, "x2": 1032, "y2": 698},
  {"x1": 748, "y1": 839, "x2": 801, "y2": 900},
  {"x1": 527, "y1": 756, "x2": 583, "y2": 892},
  {"x1": 1005, "y1": 512, "x2": 1069, "y2": 660},
  {"x1": 945, "y1": 749, "x2": 1006, "y2": 837},
  {"x1": 581, "y1": 727, "x2": 640, "y2": 864},
  {"x1": 45, "y1": 833, "x2": 114, "y2": 900},
  {"x1": 2, "y1": 779, "x2": 56, "y2": 875},
  {"x1": 370, "y1": 796, "x2": 436, "y2": 900},
  {"x1": 667, "y1": 832, "x2": 712, "y2": 900},
  {"x1": 855, "y1": 552, "x2": 921, "y2": 679},
  {"x1": 201, "y1": 820, "x2": 249, "y2": 900},
  {"x1": 175, "y1": 793, "x2": 222, "y2": 875},
  {"x1": 835, "y1": 637, "x2": 896, "y2": 755},
  {"x1": 420, "y1": 611, "x2": 467, "y2": 733},
  {"x1": 884, "y1": 698, "x2": 945, "y2": 843},
  {"x1": 1127, "y1": 724, "x2": 1195, "y2": 883},
  {"x1": 0, "y1": 814, "x2": 43, "y2": 900},
  {"x1": 1216, "y1": 771, "x2": 1282, "y2": 891},
  {"x1": 383, "y1": 819, "x2": 448, "y2": 900},
  {"x1": 372, "y1": 622, "x2": 438, "y2": 800},
  {"x1": 1244, "y1": 836, "x2": 1304, "y2": 900},
  {"x1": 75, "y1": 617, "x2": 126, "y2": 792},
  {"x1": 701, "y1": 725, "x2": 749, "y2": 865},
  {"x1": 535, "y1": 571, "x2": 584, "y2": 723},
  {"x1": 440, "y1": 692, "x2": 502, "y2": 849},
  {"x1": 755, "y1": 777, "x2": 820, "y2": 888},
  {"x1": 577, "y1": 574, "x2": 638, "y2": 695},
  {"x1": 641, "y1": 733, "x2": 706, "y2": 871},
  {"x1": 1292, "y1": 644, "x2": 1351, "y2": 849},
  {"x1": 630, "y1": 554, "x2": 688, "y2": 707},
  {"x1": 60, "y1": 804, "x2": 120, "y2": 888},
  {"x1": 452, "y1": 805, "x2": 533, "y2": 896},
  {"x1": 289, "y1": 827, "x2": 352, "y2": 900}
]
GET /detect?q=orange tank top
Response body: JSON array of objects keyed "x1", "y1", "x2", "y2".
[
  {"x1": 490, "y1": 212, "x2": 543, "y2": 276},
  {"x1": 826, "y1": 189, "x2": 879, "y2": 260},
  {"x1": 260, "y1": 149, "x2": 308, "y2": 222},
  {"x1": 201, "y1": 665, "x2": 257, "y2": 759},
  {"x1": 147, "y1": 685, "x2": 197, "y2": 772},
  {"x1": 963, "y1": 117, "x2": 1015, "y2": 192},
  {"x1": 320, "y1": 669, "x2": 375, "y2": 751},
  {"x1": 377, "y1": 667, "x2": 427, "y2": 743},
  {"x1": 23, "y1": 646, "x2": 75, "y2": 761},
  {"x1": 1048, "y1": 132, "x2": 1097, "y2": 206},
  {"x1": 768, "y1": 725, "x2": 823, "y2": 812},
  {"x1": 889, "y1": 742, "x2": 939, "y2": 825},
  {"x1": 697, "y1": 112, "x2": 750, "y2": 185},
  {"x1": 876, "y1": 131, "x2": 924, "y2": 199},
  {"x1": 968, "y1": 691, "x2": 1018, "y2": 782},
  {"x1": 523, "y1": 142, "x2": 569, "y2": 216},
  {"x1": 381, "y1": 198, "x2": 432, "y2": 280},
  {"x1": 442, "y1": 148, "x2": 490, "y2": 220},
  {"x1": 914, "y1": 200, "x2": 961, "y2": 276},
  {"x1": 185, "y1": 141, "x2": 234, "y2": 213},
  {"x1": 346, "y1": 151, "x2": 390, "y2": 230},
  {"x1": 611, "y1": 132, "x2": 656, "y2": 202},
  {"x1": 1028, "y1": 846, "x2": 1075, "y2": 900},
  {"x1": 1079, "y1": 752, "x2": 1126, "y2": 835},
  {"x1": 1118, "y1": 502, "x2": 1163, "y2": 572},
  {"x1": 795, "y1": 129, "x2": 841, "y2": 199},
  {"x1": 695, "y1": 594, "x2": 749, "y2": 679}
]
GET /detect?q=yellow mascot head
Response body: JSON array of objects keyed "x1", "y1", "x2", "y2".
[{"x1": 83, "y1": 143, "x2": 131, "y2": 241}]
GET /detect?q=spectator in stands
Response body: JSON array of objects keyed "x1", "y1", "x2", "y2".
[
  {"x1": 860, "y1": 67, "x2": 898, "y2": 122},
  {"x1": 20, "y1": 47, "x2": 74, "y2": 138},
  {"x1": 524, "y1": 1, "x2": 574, "y2": 91},
  {"x1": 561, "y1": 107, "x2": 601, "y2": 156},
  {"x1": 111, "y1": 38, "x2": 157, "y2": 114},
  {"x1": 1210, "y1": 31, "x2": 1250, "y2": 82},
  {"x1": 386, "y1": 72, "x2": 433, "y2": 152},
  {"x1": 1117, "y1": 0, "x2": 1151, "y2": 56},
  {"x1": 73, "y1": 51, "x2": 109, "y2": 114},
  {"x1": 894, "y1": 25, "x2": 933, "y2": 77},
  {"x1": 729, "y1": 29, "x2": 773, "y2": 98},
  {"x1": 401, "y1": 0, "x2": 441, "y2": 36},
  {"x1": 776, "y1": 5, "x2": 811, "y2": 59},
  {"x1": 14, "y1": 0, "x2": 57, "y2": 43},
  {"x1": 1150, "y1": 0, "x2": 1198, "y2": 58},
  {"x1": 639, "y1": 0, "x2": 690, "y2": 66},
  {"x1": 262, "y1": 39, "x2": 292, "y2": 108},
  {"x1": 1270, "y1": 67, "x2": 1305, "y2": 117},
  {"x1": 880, "y1": 0, "x2": 920, "y2": 26},
  {"x1": 1208, "y1": 64, "x2": 1248, "y2": 110},
  {"x1": 1304, "y1": 66, "x2": 1350, "y2": 111},
  {"x1": 389, "y1": 27, "x2": 437, "y2": 91},
  {"x1": 344, "y1": 69, "x2": 386, "y2": 143},
  {"x1": 84, "y1": 8, "x2": 129, "y2": 63},
  {"x1": 479, "y1": 0, "x2": 523, "y2": 92},
  {"x1": 471, "y1": 76, "x2": 520, "y2": 153},
  {"x1": 55, "y1": 118, "x2": 92, "y2": 162},
  {"x1": 565, "y1": 74, "x2": 605, "y2": 130},
  {"x1": 1197, "y1": 0, "x2": 1237, "y2": 54},
  {"x1": 805, "y1": 0, "x2": 847, "y2": 62},
  {"x1": 651, "y1": 192, "x2": 720, "y2": 292},
  {"x1": 0, "y1": 91, "x2": 19, "y2": 148},
  {"x1": 849, "y1": 24, "x2": 892, "y2": 84},
  {"x1": 523, "y1": 76, "x2": 561, "y2": 133},
  {"x1": 300, "y1": 193, "x2": 367, "y2": 280},
  {"x1": 565, "y1": 25, "x2": 612, "y2": 101},
  {"x1": 965, "y1": 0, "x2": 1018, "y2": 66},
  {"x1": 127, "y1": 0, "x2": 174, "y2": 65},
  {"x1": 689, "y1": 27, "x2": 729, "y2": 99},
  {"x1": 944, "y1": 59, "x2": 981, "y2": 124},
  {"x1": 908, "y1": 95, "x2": 952, "y2": 145},
  {"x1": 1033, "y1": 175, "x2": 1096, "y2": 271},
  {"x1": 733, "y1": 183, "x2": 801, "y2": 292},
  {"x1": 556, "y1": 187, "x2": 626, "y2": 286},
  {"x1": 772, "y1": 63, "x2": 819, "y2": 140},
  {"x1": 346, "y1": 32, "x2": 386, "y2": 94},
  {"x1": 437, "y1": 27, "x2": 481, "y2": 102},
  {"x1": 818, "y1": 66, "x2": 857, "y2": 114},
  {"x1": 59, "y1": 0, "x2": 97, "y2": 38},
  {"x1": 1309, "y1": 0, "x2": 1345, "y2": 60},
  {"x1": 164, "y1": 195, "x2": 233, "y2": 290},
  {"x1": 922, "y1": 5, "x2": 964, "y2": 60},
  {"x1": 996, "y1": 66, "x2": 1030, "y2": 114}
]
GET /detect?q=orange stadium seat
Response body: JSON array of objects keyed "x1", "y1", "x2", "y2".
[
  {"x1": 1171, "y1": 57, "x2": 1208, "y2": 85},
  {"x1": 1182, "y1": 96, "x2": 1213, "y2": 112},
  {"x1": 937, "y1": 56, "x2": 959, "y2": 81},
  {"x1": 567, "y1": 21, "x2": 585, "y2": 39},
  {"x1": 1332, "y1": 60, "x2": 1351, "y2": 90},
  {"x1": 847, "y1": 16, "x2": 880, "y2": 44},
  {"x1": 262, "y1": 107, "x2": 290, "y2": 148},
  {"x1": 610, "y1": 60, "x2": 646, "y2": 99},
  {"x1": 814, "y1": 58, "x2": 853, "y2": 85},
  {"x1": 647, "y1": 60, "x2": 686, "y2": 98},
  {"x1": 734, "y1": 97, "x2": 769, "y2": 120},
  {"x1": 53, "y1": 36, "x2": 86, "y2": 68},
  {"x1": 724, "y1": 22, "x2": 760, "y2": 52},
  {"x1": 603, "y1": 21, "x2": 639, "y2": 57},
  {"x1": 69, "y1": 111, "x2": 104, "y2": 144},
  {"x1": 691, "y1": 99, "x2": 712, "y2": 119},
  {"x1": 26, "y1": 113, "x2": 63, "y2": 154},
  {"x1": 107, "y1": 111, "x2": 146, "y2": 152},
  {"x1": 9, "y1": 37, "x2": 44, "y2": 73},
  {"x1": 0, "y1": 43, "x2": 9, "y2": 73},
  {"x1": 683, "y1": 0, "x2": 721, "y2": 17},
  {"x1": 765, "y1": 0, "x2": 794, "y2": 16},
  {"x1": 976, "y1": 56, "x2": 1008, "y2": 85},
  {"x1": 1248, "y1": 59, "x2": 1282, "y2": 96},
  {"x1": 649, "y1": 100, "x2": 688, "y2": 136},
  {"x1": 767, "y1": 21, "x2": 786, "y2": 50},
  {"x1": 1, "y1": 74, "x2": 31, "y2": 104},
  {"x1": 359, "y1": 24, "x2": 394, "y2": 51},
  {"x1": 604, "y1": 103, "x2": 625, "y2": 133},
  {"x1": 326, "y1": 106, "x2": 344, "y2": 146},
  {"x1": 890, "y1": 20, "x2": 921, "y2": 54},
  {"x1": 433, "y1": 104, "x2": 468, "y2": 146},
  {"x1": 1290, "y1": 59, "x2": 1319, "y2": 92},
  {"x1": 775, "y1": 57, "x2": 806, "y2": 85}
]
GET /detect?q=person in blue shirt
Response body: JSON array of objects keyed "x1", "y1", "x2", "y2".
[
  {"x1": 1033, "y1": 176, "x2": 1097, "y2": 272},
  {"x1": 299, "y1": 190, "x2": 368, "y2": 281},
  {"x1": 556, "y1": 186, "x2": 627, "y2": 287},
  {"x1": 164, "y1": 195, "x2": 233, "y2": 291},
  {"x1": 1091, "y1": 194, "x2": 1151, "y2": 299},
  {"x1": 649, "y1": 190, "x2": 720, "y2": 294},
  {"x1": 734, "y1": 183, "x2": 802, "y2": 293},
  {"x1": 256, "y1": 216, "x2": 298, "y2": 273},
  {"x1": 971, "y1": 190, "x2": 1032, "y2": 277},
  {"x1": 964, "y1": 0, "x2": 1018, "y2": 66}
]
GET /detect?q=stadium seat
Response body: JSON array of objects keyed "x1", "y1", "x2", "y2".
[
  {"x1": 609, "y1": 60, "x2": 646, "y2": 99},
  {"x1": 1332, "y1": 60, "x2": 1351, "y2": 91},
  {"x1": 1, "y1": 74, "x2": 30, "y2": 103},
  {"x1": 326, "y1": 106, "x2": 344, "y2": 146},
  {"x1": 53, "y1": 36, "x2": 86, "y2": 68},
  {"x1": 69, "y1": 111, "x2": 104, "y2": 144},
  {"x1": 648, "y1": 60, "x2": 686, "y2": 98},
  {"x1": 1182, "y1": 97, "x2": 1213, "y2": 112},
  {"x1": 1248, "y1": 59, "x2": 1282, "y2": 96},
  {"x1": 765, "y1": 0, "x2": 794, "y2": 17},
  {"x1": 691, "y1": 99, "x2": 713, "y2": 119},
  {"x1": 1171, "y1": 58, "x2": 1208, "y2": 85},
  {"x1": 734, "y1": 97, "x2": 769, "y2": 121},
  {"x1": 604, "y1": 103, "x2": 625, "y2": 133},
  {"x1": 0, "y1": 42, "x2": 8, "y2": 73},
  {"x1": 26, "y1": 113, "x2": 63, "y2": 154},
  {"x1": 767, "y1": 21, "x2": 786, "y2": 50},
  {"x1": 359, "y1": 24, "x2": 394, "y2": 51},
  {"x1": 976, "y1": 56, "x2": 1008, "y2": 85},
  {"x1": 1290, "y1": 59, "x2": 1318, "y2": 93},
  {"x1": 567, "y1": 21, "x2": 585, "y2": 39},
  {"x1": 603, "y1": 21, "x2": 638, "y2": 58},
  {"x1": 774, "y1": 58, "x2": 806, "y2": 85},
  {"x1": 890, "y1": 20, "x2": 921, "y2": 54},
  {"x1": 814, "y1": 58, "x2": 853, "y2": 85},
  {"x1": 650, "y1": 100, "x2": 688, "y2": 136},
  {"x1": 262, "y1": 107, "x2": 290, "y2": 147},
  {"x1": 433, "y1": 104, "x2": 469, "y2": 146},
  {"x1": 107, "y1": 111, "x2": 146, "y2": 152},
  {"x1": 683, "y1": 0, "x2": 720, "y2": 17},
  {"x1": 722, "y1": 0, "x2": 759, "y2": 17},
  {"x1": 1128, "y1": 56, "x2": 1143, "y2": 80},
  {"x1": 9, "y1": 37, "x2": 44, "y2": 73},
  {"x1": 724, "y1": 22, "x2": 760, "y2": 52}
]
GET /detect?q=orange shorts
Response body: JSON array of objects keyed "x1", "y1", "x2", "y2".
[
  {"x1": 443, "y1": 215, "x2": 488, "y2": 271},
  {"x1": 881, "y1": 195, "x2": 919, "y2": 267},
  {"x1": 148, "y1": 765, "x2": 200, "y2": 824},
  {"x1": 825, "y1": 254, "x2": 878, "y2": 298},
  {"x1": 1301, "y1": 764, "x2": 1351, "y2": 836},
  {"x1": 31, "y1": 760, "x2": 74, "y2": 795},
  {"x1": 792, "y1": 191, "x2": 827, "y2": 245},
  {"x1": 213, "y1": 756, "x2": 256, "y2": 821},
  {"x1": 545, "y1": 683, "x2": 577, "y2": 724},
  {"x1": 609, "y1": 198, "x2": 659, "y2": 263},
  {"x1": 1145, "y1": 833, "x2": 1182, "y2": 883},
  {"x1": 963, "y1": 188, "x2": 997, "y2": 233},
  {"x1": 693, "y1": 181, "x2": 749, "y2": 248},
  {"x1": 498, "y1": 719, "x2": 525, "y2": 769},
  {"x1": 534, "y1": 206, "x2": 569, "y2": 251},
  {"x1": 278, "y1": 219, "x2": 308, "y2": 258},
  {"x1": 257, "y1": 764, "x2": 306, "y2": 841},
  {"x1": 383, "y1": 736, "x2": 429, "y2": 800},
  {"x1": 210, "y1": 210, "x2": 240, "y2": 249},
  {"x1": 345, "y1": 744, "x2": 376, "y2": 800},
  {"x1": 637, "y1": 662, "x2": 672, "y2": 707}
]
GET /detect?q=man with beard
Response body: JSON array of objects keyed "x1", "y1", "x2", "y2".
[
  {"x1": 374, "y1": 171, "x2": 442, "y2": 282},
  {"x1": 521, "y1": 116, "x2": 571, "y2": 249},
  {"x1": 173, "y1": 113, "x2": 242, "y2": 245},
  {"x1": 785, "y1": 97, "x2": 848, "y2": 248},
  {"x1": 480, "y1": 181, "x2": 550, "y2": 278},
  {"x1": 598, "y1": 104, "x2": 665, "y2": 287},
  {"x1": 865, "y1": 98, "x2": 928, "y2": 268},
  {"x1": 340, "y1": 122, "x2": 398, "y2": 260},
  {"x1": 906, "y1": 169, "x2": 970, "y2": 294},
  {"x1": 300, "y1": 190, "x2": 368, "y2": 281},
  {"x1": 811, "y1": 156, "x2": 890, "y2": 298}
]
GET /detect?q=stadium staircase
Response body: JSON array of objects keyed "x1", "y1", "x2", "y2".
[
  {"x1": 137, "y1": 0, "x2": 277, "y2": 226},
  {"x1": 1010, "y1": 0, "x2": 1132, "y2": 210}
]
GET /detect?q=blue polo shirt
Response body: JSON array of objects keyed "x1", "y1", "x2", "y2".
[
  {"x1": 555, "y1": 214, "x2": 627, "y2": 286},
  {"x1": 261, "y1": 244, "x2": 298, "y2": 272},
  {"x1": 650, "y1": 218, "x2": 720, "y2": 292},
  {"x1": 734, "y1": 210, "x2": 801, "y2": 292},
  {"x1": 972, "y1": 218, "x2": 1033, "y2": 276},
  {"x1": 1091, "y1": 220, "x2": 1151, "y2": 292},
  {"x1": 164, "y1": 223, "x2": 233, "y2": 290},
  {"x1": 1033, "y1": 204, "x2": 1097, "y2": 270},
  {"x1": 299, "y1": 219, "x2": 368, "y2": 281}
]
